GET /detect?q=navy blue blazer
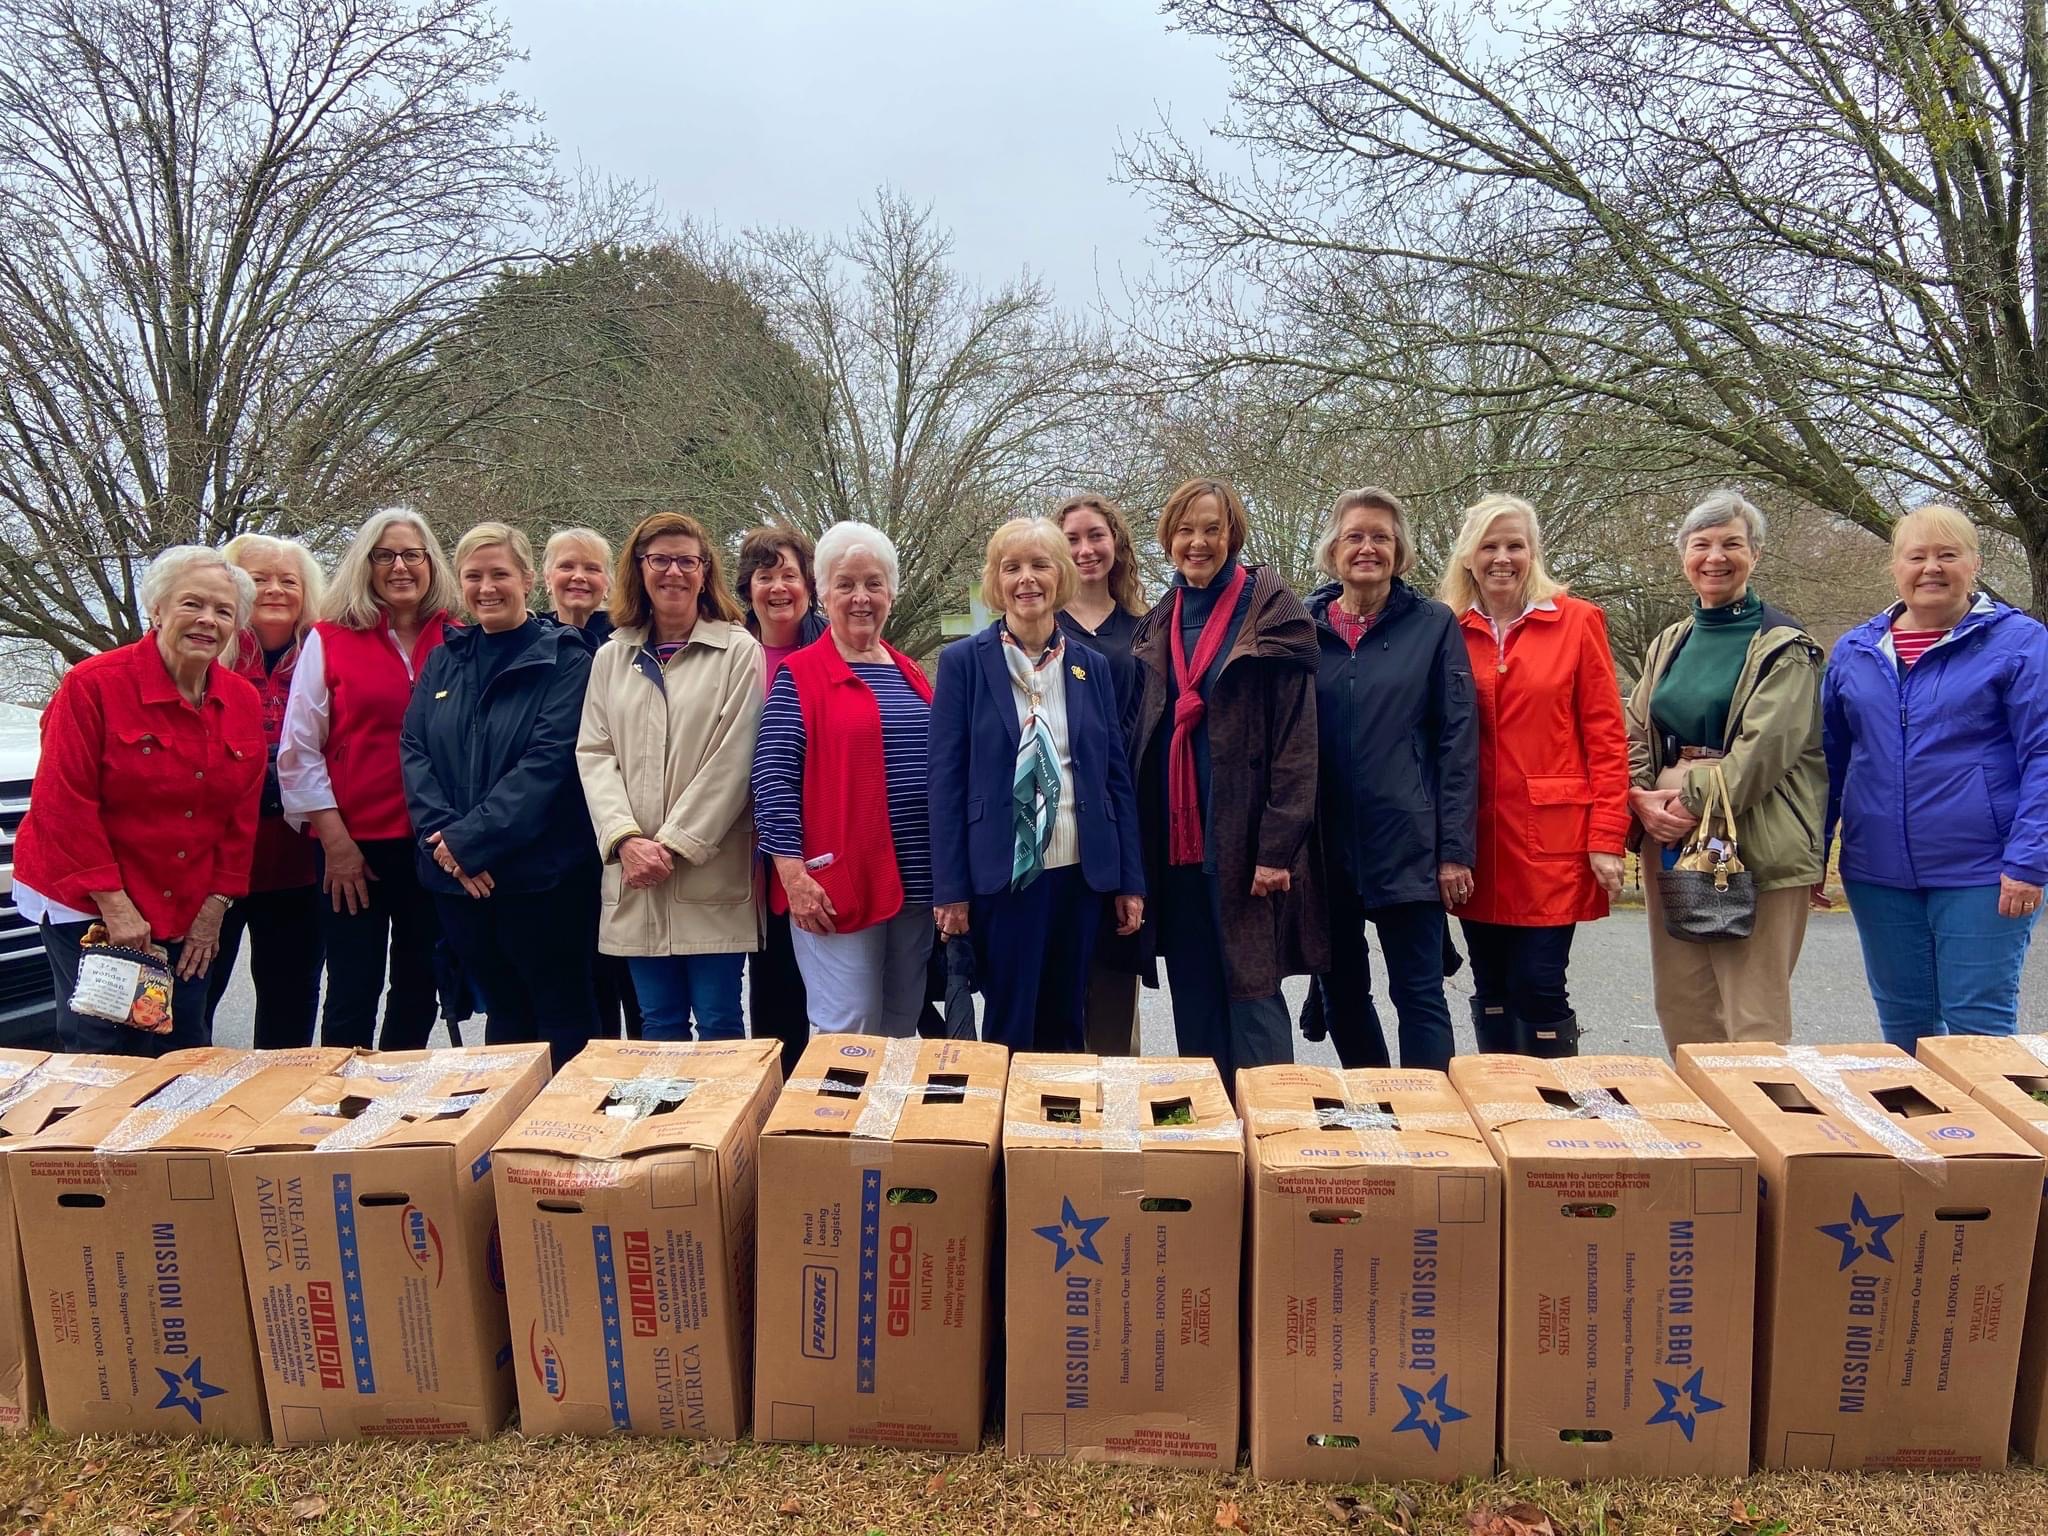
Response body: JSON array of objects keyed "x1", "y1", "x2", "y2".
[{"x1": 927, "y1": 622, "x2": 1146, "y2": 906}]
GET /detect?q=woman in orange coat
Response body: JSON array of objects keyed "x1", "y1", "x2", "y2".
[{"x1": 1439, "y1": 494, "x2": 1630, "y2": 1056}]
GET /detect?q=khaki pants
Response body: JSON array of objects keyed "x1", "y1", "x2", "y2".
[
  {"x1": 1645, "y1": 865, "x2": 1810, "y2": 1051},
  {"x1": 1082, "y1": 962, "x2": 1140, "y2": 1055}
]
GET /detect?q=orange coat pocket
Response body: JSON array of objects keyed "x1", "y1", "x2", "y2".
[{"x1": 1524, "y1": 773, "x2": 1592, "y2": 858}]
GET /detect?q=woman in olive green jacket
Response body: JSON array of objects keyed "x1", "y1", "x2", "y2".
[{"x1": 1625, "y1": 492, "x2": 1825, "y2": 1051}]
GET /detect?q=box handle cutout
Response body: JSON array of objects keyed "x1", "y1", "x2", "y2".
[
  {"x1": 1309, "y1": 1209, "x2": 1363, "y2": 1225},
  {"x1": 357, "y1": 1191, "x2": 410, "y2": 1207},
  {"x1": 1305, "y1": 1433, "x2": 1361, "y2": 1448},
  {"x1": 1936, "y1": 1207, "x2": 1991, "y2": 1222},
  {"x1": 1138, "y1": 1196, "x2": 1191, "y2": 1212},
  {"x1": 1561, "y1": 1203, "x2": 1616, "y2": 1219},
  {"x1": 1150, "y1": 1097, "x2": 1195, "y2": 1126},
  {"x1": 1559, "y1": 1429, "x2": 1613, "y2": 1443},
  {"x1": 599, "y1": 1086, "x2": 692, "y2": 1118},
  {"x1": 1311, "y1": 1095, "x2": 1397, "y2": 1128},
  {"x1": 921, "y1": 1074, "x2": 968, "y2": 1106},
  {"x1": 56, "y1": 1192, "x2": 105, "y2": 1208},
  {"x1": 536, "y1": 1198, "x2": 583, "y2": 1214},
  {"x1": 820, "y1": 1068, "x2": 868, "y2": 1100},
  {"x1": 885, "y1": 1187, "x2": 937, "y2": 1205},
  {"x1": 1041, "y1": 1095, "x2": 1082, "y2": 1124},
  {"x1": 1872, "y1": 1084, "x2": 1943, "y2": 1119},
  {"x1": 331, "y1": 1093, "x2": 463, "y2": 1125},
  {"x1": 1758, "y1": 1080, "x2": 1822, "y2": 1114}
]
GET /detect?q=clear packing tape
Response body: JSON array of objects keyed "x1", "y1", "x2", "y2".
[
  {"x1": 96, "y1": 1052, "x2": 278, "y2": 1155},
  {"x1": 1244, "y1": 1098, "x2": 1477, "y2": 1160},
  {"x1": 0, "y1": 1057, "x2": 129, "y2": 1123},
  {"x1": 287, "y1": 1057, "x2": 491, "y2": 1153},
  {"x1": 1707, "y1": 1048, "x2": 1945, "y2": 1175},
  {"x1": 784, "y1": 1034, "x2": 1000, "y2": 1148},
  {"x1": 1461, "y1": 1062, "x2": 1725, "y2": 1159},
  {"x1": 1003, "y1": 1061, "x2": 1243, "y2": 1155},
  {"x1": 561, "y1": 1069, "x2": 756, "y2": 1161}
]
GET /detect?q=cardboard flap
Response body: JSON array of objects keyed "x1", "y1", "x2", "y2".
[
  {"x1": 1002, "y1": 1053, "x2": 1240, "y2": 1153},
  {"x1": 1238, "y1": 1063, "x2": 1487, "y2": 1166},
  {"x1": 232, "y1": 1044, "x2": 548, "y2": 1155},
  {"x1": 497, "y1": 1038, "x2": 780, "y2": 1159},
  {"x1": 764, "y1": 1035, "x2": 1007, "y2": 1148},
  {"x1": 23, "y1": 1046, "x2": 353, "y2": 1153},
  {"x1": 1677, "y1": 1042, "x2": 2036, "y2": 1166},
  {"x1": 1449, "y1": 1053, "x2": 1741, "y2": 1157},
  {"x1": 1917, "y1": 1034, "x2": 2048, "y2": 1149}
]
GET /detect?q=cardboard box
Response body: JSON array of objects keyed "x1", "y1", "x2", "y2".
[
  {"x1": 1003, "y1": 1054, "x2": 1244, "y2": 1469},
  {"x1": 493, "y1": 1038, "x2": 782, "y2": 1438},
  {"x1": 9, "y1": 1045, "x2": 351, "y2": 1441},
  {"x1": 0, "y1": 1050, "x2": 146, "y2": 1431},
  {"x1": 754, "y1": 1034, "x2": 1006, "y2": 1452},
  {"x1": 1679, "y1": 1042, "x2": 2041, "y2": 1471},
  {"x1": 225, "y1": 1044, "x2": 551, "y2": 1443},
  {"x1": 1240, "y1": 1064, "x2": 1500, "y2": 1483},
  {"x1": 1916, "y1": 1034, "x2": 2048, "y2": 1464},
  {"x1": 1450, "y1": 1053, "x2": 1758, "y2": 1480}
]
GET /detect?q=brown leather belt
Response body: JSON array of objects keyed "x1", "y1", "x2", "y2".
[{"x1": 1677, "y1": 747, "x2": 1727, "y2": 762}]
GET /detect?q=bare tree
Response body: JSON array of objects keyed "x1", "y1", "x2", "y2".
[
  {"x1": 1127, "y1": 0, "x2": 2048, "y2": 614},
  {"x1": 742, "y1": 191, "x2": 1107, "y2": 656},
  {"x1": 0, "y1": 0, "x2": 591, "y2": 658}
]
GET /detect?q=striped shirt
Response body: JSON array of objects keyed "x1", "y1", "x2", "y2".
[
  {"x1": 1890, "y1": 625, "x2": 1948, "y2": 669},
  {"x1": 752, "y1": 662, "x2": 934, "y2": 906}
]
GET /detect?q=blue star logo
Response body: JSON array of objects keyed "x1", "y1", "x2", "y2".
[
  {"x1": 1033, "y1": 1197, "x2": 1109, "y2": 1272},
  {"x1": 1817, "y1": 1193, "x2": 1904, "y2": 1271},
  {"x1": 1391, "y1": 1374, "x2": 1470, "y2": 1451},
  {"x1": 155, "y1": 1357, "x2": 226, "y2": 1422},
  {"x1": 1647, "y1": 1367, "x2": 1724, "y2": 1441}
]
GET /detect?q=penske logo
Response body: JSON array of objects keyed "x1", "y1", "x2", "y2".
[{"x1": 401, "y1": 1205, "x2": 445, "y2": 1284}]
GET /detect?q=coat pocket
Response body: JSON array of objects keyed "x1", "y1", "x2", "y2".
[
  {"x1": 601, "y1": 860, "x2": 623, "y2": 907},
  {"x1": 1525, "y1": 774, "x2": 1593, "y2": 859}
]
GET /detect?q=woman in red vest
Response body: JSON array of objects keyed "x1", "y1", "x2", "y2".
[
  {"x1": 1439, "y1": 494, "x2": 1631, "y2": 1057},
  {"x1": 203, "y1": 532, "x2": 327, "y2": 1048},
  {"x1": 279, "y1": 507, "x2": 456, "y2": 1049},
  {"x1": 749, "y1": 520, "x2": 935, "y2": 1036}
]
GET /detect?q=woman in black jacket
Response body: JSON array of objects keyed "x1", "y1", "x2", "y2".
[
  {"x1": 402, "y1": 521, "x2": 599, "y2": 1068},
  {"x1": 1306, "y1": 487, "x2": 1478, "y2": 1070}
]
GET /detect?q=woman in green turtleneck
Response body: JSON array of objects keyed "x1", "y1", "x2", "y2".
[{"x1": 1624, "y1": 490, "x2": 1827, "y2": 1051}]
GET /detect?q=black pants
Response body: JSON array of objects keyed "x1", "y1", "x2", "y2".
[
  {"x1": 595, "y1": 952, "x2": 643, "y2": 1040},
  {"x1": 203, "y1": 884, "x2": 324, "y2": 1048},
  {"x1": 316, "y1": 837, "x2": 441, "y2": 1051},
  {"x1": 41, "y1": 918, "x2": 209, "y2": 1057},
  {"x1": 434, "y1": 873, "x2": 599, "y2": 1071},
  {"x1": 1158, "y1": 864, "x2": 1292, "y2": 1088},
  {"x1": 1460, "y1": 918, "x2": 1577, "y2": 1024},
  {"x1": 971, "y1": 865, "x2": 1099, "y2": 1052},
  {"x1": 1321, "y1": 887, "x2": 1456, "y2": 1071},
  {"x1": 748, "y1": 908, "x2": 811, "y2": 1078}
]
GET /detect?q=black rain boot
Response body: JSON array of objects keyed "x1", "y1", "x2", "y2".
[
  {"x1": 1470, "y1": 996, "x2": 1517, "y2": 1054},
  {"x1": 1520, "y1": 1010, "x2": 1581, "y2": 1059}
]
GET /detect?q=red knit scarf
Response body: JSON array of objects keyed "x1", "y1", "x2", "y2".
[{"x1": 1167, "y1": 563, "x2": 1248, "y2": 865}]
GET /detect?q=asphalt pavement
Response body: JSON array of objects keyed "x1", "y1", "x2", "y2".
[{"x1": 206, "y1": 907, "x2": 2047, "y2": 1061}]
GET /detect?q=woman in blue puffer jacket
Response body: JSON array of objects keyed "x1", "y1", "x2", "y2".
[{"x1": 1822, "y1": 504, "x2": 2048, "y2": 1048}]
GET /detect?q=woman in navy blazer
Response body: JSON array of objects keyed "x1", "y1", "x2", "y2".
[{"x1": 929, "y1": 518, "x2": 1146, "y2": 1050}]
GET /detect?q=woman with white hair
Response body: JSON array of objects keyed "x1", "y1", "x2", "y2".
[
  {"x1": 1626, "y1": 490, "x2": 1826, "y2": 1048},
  {"x1": 279, "y1": 506, "x2": 457, "y2": 1049},
  {"x1": 1442, "y1": 493, "x2": 1630, "y2": 1057},
  {"x1": 1823, "y1": 503, "x2": 2048, "y2": 1047},
  {"x1": 749, "y1": 520, "x2": 935, "y2": 1035},
  {"x1": 543, "y1": 526, "x2": 619, "y2": 653},
  {"x1": 13, "y1": 546, "x2": 265, "y2": 1054},
  {"x1": 201, "y1": 532, "x2": 329, "y2": 1048}
]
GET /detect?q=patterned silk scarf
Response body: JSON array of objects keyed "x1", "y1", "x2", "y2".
[{"x1": 1003, "y1": 628, "x2": 1066, "y2": 889}]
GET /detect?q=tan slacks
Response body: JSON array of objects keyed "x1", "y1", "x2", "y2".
[{"x1": 1644, "y1": 868, "x2": 1811, "y2": 1051}]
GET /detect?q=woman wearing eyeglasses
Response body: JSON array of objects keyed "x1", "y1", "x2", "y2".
[
  {"x1": 279, "y1": 507, "x2": 457, "y2": 1049},
  {"x1": 577, "y1": 512, "x2": 765, "y2": 1041}
]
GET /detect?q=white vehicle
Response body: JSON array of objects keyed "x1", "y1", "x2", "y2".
[{"x1": 0, "y1": 702, "x2": 54, "y2": 1045}]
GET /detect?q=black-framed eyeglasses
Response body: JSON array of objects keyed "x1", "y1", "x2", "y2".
[
  {"x1": 640, "y1": 553, "x2": 704, "y2": 574},
  {"x1": 369, "y1": 548, "x2": 430, "y2": 568}
]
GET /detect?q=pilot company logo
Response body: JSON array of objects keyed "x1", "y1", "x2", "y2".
[
  {"x1": 1033, "y1": 1196, "x2": 1109, "y2": 1272},
  {"x1": 1391, "y1": 1374, "x2": 1470, "y2": 1451},
  {"x1": 1647, "y1": 1368, "x2": 1725, "y2": 1441},
  {"x1": 1817, "y1": 1193, "x2": 1904, "y2": 1272},
  {"x1": 155, "y1": 1357, "x2": 226, "y2": 1423}
]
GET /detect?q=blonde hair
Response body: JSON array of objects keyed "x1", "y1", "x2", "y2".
[
  {"x1": 1891, "y1": 503, "x2": 1981, "y2": 559},
  {"x1": 453, "y1": 521, "x2": 536, "y2": 581},
  {"x1": 1437, "y1": 494, "x2": 1565, "y2": 612},
  {"x1": 321, "y1": 508, "x2": 457, "y2": 630},
  {"x1": 542, "y1": 526, "x2": 613, "y2": 571},
  {"x1": 221, "y1": 532, "x2": 325, "y2": 668},
  {"x1": 979, "y1": 517, "x2": 1079, "y2": 613},
  {"x1": 1054, "y1": 493, "x2": 1146, "y2": 616},
  {"x1": 1315, "y1": 487, "x2": 1415, "y2": 581}
]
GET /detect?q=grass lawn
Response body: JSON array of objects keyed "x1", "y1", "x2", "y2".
[{"x1": 4, "y1": 1433, "x2": 2048, "y2": 1536}]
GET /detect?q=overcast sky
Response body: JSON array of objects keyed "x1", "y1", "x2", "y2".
[{"x1": 492, "y1": 0, "x2": 1236, "y2": 310}]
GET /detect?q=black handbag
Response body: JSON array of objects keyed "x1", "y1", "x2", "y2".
[{"x1": 1655, "y1": 763, "x2": 1756, "y2": 943}]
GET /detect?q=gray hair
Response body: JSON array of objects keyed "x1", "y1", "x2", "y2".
[
  {"x1": 1315, "y1": 486, "x2": 1415, "y2": 581},
  {"x1": 140, "y1": 545, "x2": 256, "y2": 629},
  {"x1": 1675, "y1": 490, "x2": 1766, "y2": 553},
  {"x1": 321, "y1": 506, "x2": 457, "y2": 630},
  {"x1": 813, "y1": 520, "x2": 902, "y2": 598}
]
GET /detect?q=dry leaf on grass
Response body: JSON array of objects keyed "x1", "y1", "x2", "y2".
[
  {"x1": 924, "y1": 1470, "x2": 948, "y2": 1497},
  {"x1": 1384, "y1": 1489, "x2": 1417, "y2": 1532},
  {"x1": 699, "y1": 1445, "x2": 734, "y2": 1470},
  {"x1": 290, "y1": 1494, "x2": 331, "y2": 1521},
  {"x1": 1323, "y1": 1495, "x2": 1366, "y2": 1527},
  {"x1": 1467, "y1": 1504, "x2": 1557, "y2": 1536},
  {"x1": 1023, "y1": 1502, "x2": 1044, "y2": 1520},
  {"x1": 164, "y1": 1511, "x2": 200, "y2": 1534},
  {"x1": 1216, "y1": 1498, "x2": 1250, "y2": 1533},
  {"x1": 104, "y1": 1526, "x2": 144, "y2": 1536},
  {"x1": 777, "y1": 1496, "x2": 804, "y2": 1517},
  {"x1": 76, "y1": 1462, "x2": 107, "y2": 1480},
  {"x1": 1127, "y1": 1496, "x2": 1156, "y2": 1519}
]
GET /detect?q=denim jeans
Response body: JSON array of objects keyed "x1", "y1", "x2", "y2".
[
  {"x1": 627, "y1": 952, "x2": 747, "y2": 1042},
  {"x1": 1844, "y1": 880, "x2": 2041, "y2": 1050}
]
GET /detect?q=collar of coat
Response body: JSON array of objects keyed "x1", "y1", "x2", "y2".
[
  {"x1": 440, "y1": 616, "x2": 580, "y2": 674},
  {"x1": 1305, "y1": 577, "x2": 1422, "y2": 635},
  {"x1": 1133, "y1": 563, "x2": 1317, "y2": 675},
  {"x1": 1842, "y1": 591, "x2": 2003, "y2": 656}
]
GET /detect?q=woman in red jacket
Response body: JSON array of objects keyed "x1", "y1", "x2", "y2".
[
  {"x1": 13, "y1": 546, "x2": 265, "y2": 1055},
  {"x1": 279, "y1": 507, "x2": 456, "y2": 1050},
  {"x1": 1439, "y1": 494, "x2": 1630, "y2": 1056},
  {"x1": 203, "y1": 532, "x2": 327, "y2": 1048}
]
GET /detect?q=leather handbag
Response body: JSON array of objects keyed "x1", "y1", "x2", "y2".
[{"x1": 1655, "y1": 763, "x2": 1756, "y2": 943}]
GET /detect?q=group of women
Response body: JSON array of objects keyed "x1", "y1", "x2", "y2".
[{"x1": 14, "y1": 479, "x2": 2045, "y2": 1075}]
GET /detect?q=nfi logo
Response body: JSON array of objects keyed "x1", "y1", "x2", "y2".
[
  {"x1": 401, "y1": 1204, "x2": 445, "y2": 1284},
  {"x1": 527, "y1": 1321, "x2": 569, "y2": 1403}
]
